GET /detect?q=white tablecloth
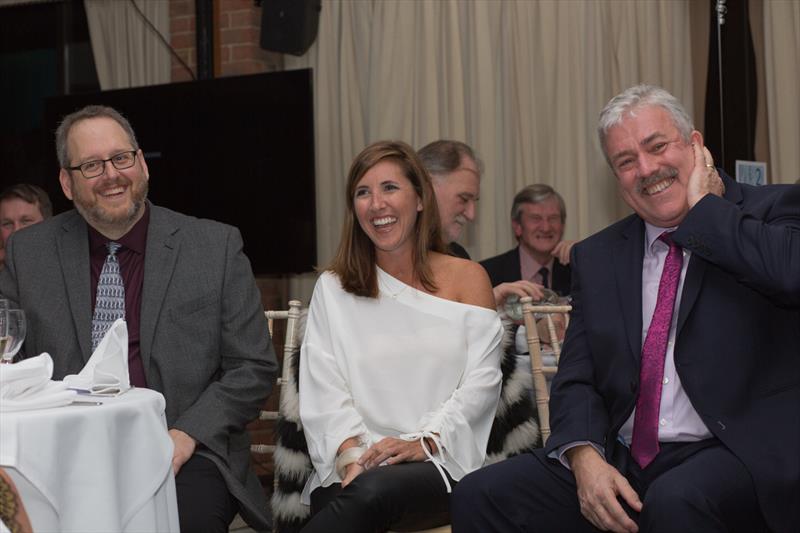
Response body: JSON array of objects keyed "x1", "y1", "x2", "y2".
[{"x1": 0, "y1": 388, "x2": 179, "y2": 532}]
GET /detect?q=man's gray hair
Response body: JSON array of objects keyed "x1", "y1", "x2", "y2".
[
  {"x1": 511, "y1": 184, "x2": 566, "y2": 223},
  {"x1": 417, "y1": 139, "x2": 484, "y2": 179},
  {"x1": 597, "y1": 84, "x2": 694, "y2": 159},
  {"x1": 55, "y1": 105, "x2": 139, "y2": 168}
]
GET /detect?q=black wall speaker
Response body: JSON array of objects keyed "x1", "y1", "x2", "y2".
[{"x1": 260, "y1": 0, "x2": 322, "y2": 56}]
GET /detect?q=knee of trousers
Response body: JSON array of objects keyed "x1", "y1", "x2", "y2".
[
  {"x1": 451, "y1": 469, "x2": 492, "y2": 514},
  {"x1": 342, "y1": 470, "x2": 402, "y2": 516},
  {"x1": 640, "y1": 477, "x2": 714, "y2": 527},
  {"x1": 178, "y1": 505, "x2": 235, "y2": 533}
]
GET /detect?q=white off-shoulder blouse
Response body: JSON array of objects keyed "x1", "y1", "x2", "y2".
[{"x1": 298, "y1": 268, "x2": 503, "y2": 502}]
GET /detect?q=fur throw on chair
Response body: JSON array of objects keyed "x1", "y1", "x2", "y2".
[{"x1": 270, "y1": 315, "x2": 540, "y2": 533}]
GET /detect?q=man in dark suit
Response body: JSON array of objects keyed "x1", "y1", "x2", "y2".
[
  {"x1": 0, "y1": 105, "x2": 277, "y2": 532},
  {"x1": 480, "y1": 184, "x2": 574, "y2": 296},
  {"x1": 452, "y1": 85, "x2": 800, "y2": 532}
]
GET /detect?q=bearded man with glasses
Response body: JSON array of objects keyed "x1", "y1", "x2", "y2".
[{"x1": 0, "y1": 105, "x2": 277, "y2": 533}]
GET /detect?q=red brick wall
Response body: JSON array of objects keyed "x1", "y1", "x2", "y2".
[{"x1": 170, "y1": 0, "x2": 282, "y2": 82}]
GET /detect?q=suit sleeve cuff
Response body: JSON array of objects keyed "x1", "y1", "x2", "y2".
[{"x1": 548, "y1": 441, "x2": 605, "y2": 470}]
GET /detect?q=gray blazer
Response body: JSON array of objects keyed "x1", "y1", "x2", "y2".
[{"x1": 0, "y1": 203, "x2": 278, "y2": 530}]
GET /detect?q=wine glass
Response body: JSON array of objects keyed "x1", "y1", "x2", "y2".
[
  {"x1": 503, "y1": 288, "x2": 561, "y2": 321},
  {"x1": 1, "y1": 309, "x2": 25, "y2": 364}
]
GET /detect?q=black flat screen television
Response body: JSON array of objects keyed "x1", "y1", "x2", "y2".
[{"x1": 44, "y1": 69, "x2": 316, "y2": 275}]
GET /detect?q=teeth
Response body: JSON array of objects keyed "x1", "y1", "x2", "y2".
[
  {"x1": 101, "y1": 187, "x2": 125, "y2": 197},
  {"x1": 644, "y1": 177, "x2": 673, "y2": 195},
  {"x1": 373, "y1": 216, "x2": 396, "y2": 227}
]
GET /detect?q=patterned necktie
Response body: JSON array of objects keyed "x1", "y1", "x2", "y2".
[
  {"x1": 538, "y1": 266, "x2": 550, "y2": 289},
  {"x1": 91, "y1": 242, "x2": 125, "y2": 351},
  {"x1": 631, "y1": 232, "x2": 683, "y2": 469}
]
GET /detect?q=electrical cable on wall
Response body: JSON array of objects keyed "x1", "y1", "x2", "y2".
[
  {"x1": 715, "y1": 0, "x2": 726, "y2": 166},
  {"x1": 128, "y1": 0, "x2": 196, "y2": 81}
]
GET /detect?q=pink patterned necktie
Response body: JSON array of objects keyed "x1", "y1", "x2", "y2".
[{"x1": 631, "y1": 232, "x2": 683, "y2": 469}]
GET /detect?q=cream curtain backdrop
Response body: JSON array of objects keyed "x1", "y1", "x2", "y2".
[
  {"x1": 285, "y1": 0, "x2": 698, "y2": 302},
  {"x1": 84, "y1": 0, "x2": 170, "y2": 90},
  {"x1": 763, "y1": 0, "x2": 800, "y2": 184}
]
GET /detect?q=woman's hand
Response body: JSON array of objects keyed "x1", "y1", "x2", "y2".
[
  {"x1": 340, "y1": 462, "x2": 365, "y2": 488},
  {"x1": 357, "y1": 437, "x2": 433, "y2": 469}
]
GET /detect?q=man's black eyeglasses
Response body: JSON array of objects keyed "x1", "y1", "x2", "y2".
[{"x1": 66, "y1": 150, "x2": 138, "y2": 179}]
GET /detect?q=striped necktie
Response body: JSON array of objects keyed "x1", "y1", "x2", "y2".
[{"x1": 91, "y1": 242, "x2": 125, "y2": 351}]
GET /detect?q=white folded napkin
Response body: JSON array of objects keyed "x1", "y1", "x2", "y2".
[
  {"x1": 0, "y1": 353, "x2": 77, "y2": 411},
  {"x1": 63, "y1": 319, "x2": 131, "y2": 396}
]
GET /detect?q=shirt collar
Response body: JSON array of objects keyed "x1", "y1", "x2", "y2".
[
  {"x1": 88, "y1": 203, "x2": 150, "y2": 254},
  {"x1": 644, "y1": 221, "x2": 677, "y2": 252},
  {"x1": 519, "y1": 243, "x2": 555, "y2": 273}
]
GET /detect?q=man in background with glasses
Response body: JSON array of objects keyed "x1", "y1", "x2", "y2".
[
  {"x1": 0, "y1": 184, "x2": 52, "y2": 270},
  {"x1": 0, "y1": 105, "x2": 277, "y2": 533}
]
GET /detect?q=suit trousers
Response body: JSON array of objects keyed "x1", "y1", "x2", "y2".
[
  {"x1": 303, "y1": 462, "x2": 454, "y2": 533},
  {"x1": 451, "y1": 439, "x2": 767, "y2": 533},
  {"x1": 175, "y1": 454, "x2": 238, "y2": 533}
]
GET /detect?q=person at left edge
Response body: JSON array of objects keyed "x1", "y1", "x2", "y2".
[{"x1": 0, "y1": 105, "x2": 277, "y2": 533}]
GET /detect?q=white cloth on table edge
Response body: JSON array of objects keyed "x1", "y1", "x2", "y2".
[{"x1": 0, "y1": 353, "x2": 76, "y2": 411}]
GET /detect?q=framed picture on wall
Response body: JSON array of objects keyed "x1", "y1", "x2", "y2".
[{"x1": 735, "y1": 160, "x2": 767, "y2": 186}]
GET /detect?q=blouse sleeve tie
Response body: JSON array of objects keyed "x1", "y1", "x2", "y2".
[{"x1": 399, "y1": 431, "x2": 452, "y2": 493}]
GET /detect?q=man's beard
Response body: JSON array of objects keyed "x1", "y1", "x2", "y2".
[{"x1": 73, "y1": 177, "x2": 149, "y2": 233}]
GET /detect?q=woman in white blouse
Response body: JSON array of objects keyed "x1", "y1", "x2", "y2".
[{"x1": 298, "y1": 141, "x2": 504, "y2": 532}]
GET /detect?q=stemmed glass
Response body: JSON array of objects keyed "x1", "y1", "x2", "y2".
[
  {"x1": 503, "y1": 288, "x2": 561, "y2": 321},
  {"x1": 1, "y1": 309, "x2": 25, "y2": 364}
]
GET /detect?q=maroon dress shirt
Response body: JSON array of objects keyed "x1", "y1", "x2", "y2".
[{"x1": 89, "y1": 206, "x2": 149, "y2": 388}]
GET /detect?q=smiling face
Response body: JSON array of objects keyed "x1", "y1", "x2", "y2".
[
  {"x1": 432, "y1": 156, "x2": 480, "y2": 243},
  {"x1": 604, "y1": 105, "x2": 702, "y2": 228},
  {"x1": 0, "y1": 198, "x2": 45, "y2": 246},
  {"x1": 59, "y1": 116, "x2": 149, "y2": 238},
  {"x1": 353, "y1": 160, "x2": 423, "y2": 262},
  {"x1": 513, "y1": 196, "x2": 564, "y2": 261}
]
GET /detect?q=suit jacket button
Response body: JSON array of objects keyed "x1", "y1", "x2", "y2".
[{"x1": 630, "y1": 381, "x2": 637, "y2": 393}]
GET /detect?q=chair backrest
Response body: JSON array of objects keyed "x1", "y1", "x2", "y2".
[
  {"x1": 266, "y1": 299, "x2": 304, "y2": 410},
  {"x1": 520, "y1": 296, "x2": 572, "y2": 446},
  {"x1": 250, "y1": 300, "x2": 305, "y2": 482}
]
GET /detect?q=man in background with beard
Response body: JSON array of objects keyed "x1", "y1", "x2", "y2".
[{"x1": 0, "y1": 105, "x2": 277, "y2": 533}]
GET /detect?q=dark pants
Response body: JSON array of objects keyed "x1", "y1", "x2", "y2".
[
  {"x1": 175, "y1": 454, "x2": 238, "y2": 533},
  {"x1": 451, "y1": 440, "x2": 767, "y2": 533},
  {"x1": 302, "y1": 462, "x2": 454, "y2": 533}
]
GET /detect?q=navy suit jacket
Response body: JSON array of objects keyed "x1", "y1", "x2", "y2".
[
  {"x1": 480, "y1": 246, "x2": 572, "y2": 296},
  {"x1": 545, "y1": 176, "x2": 800, "y2": 532}
]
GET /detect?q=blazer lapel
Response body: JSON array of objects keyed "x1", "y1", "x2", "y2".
[
  {"x1": 676, "y1": 173, "x2": 742, "y2": 335},
  {"x1": 613, "y1": 216, "x2": 645, "y2": 366},
  {"x1": 140, "y1": 206, "x2": 180, "y2": 372},
  {"x1": 56, "y1": 212, "x2": 93, "y2": 362}
]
